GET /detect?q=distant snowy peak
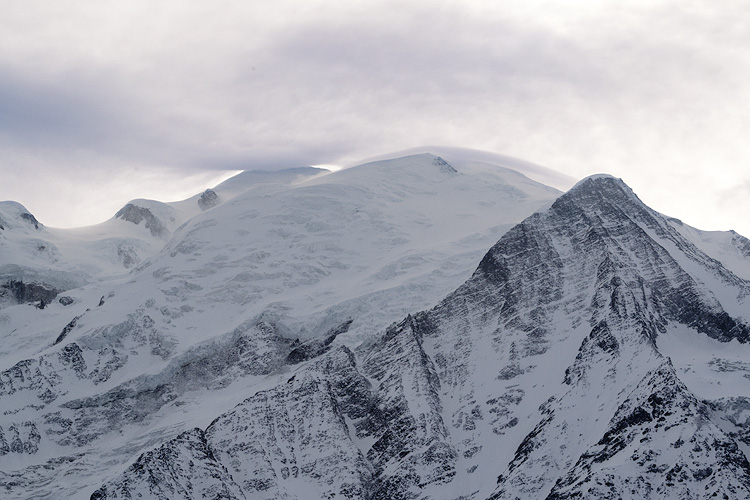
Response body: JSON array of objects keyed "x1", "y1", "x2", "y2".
[
  {"x1": 0, "y1": 201, "x2": 43, "y2": 232},
  {"x1": 353, "y1": 146, "x2": 577, "y2": 191},
  {"x1": 114, "y1": 202, "x2": 174, "y2": 238},
  {"x1": 337, "y1": 153, "x2": 459, "y2": 181}
]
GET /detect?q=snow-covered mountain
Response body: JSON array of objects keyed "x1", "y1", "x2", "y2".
[
  {"x1": 0, "y1": 153, "x2": 561, "y2": 498},
  {"x1": 1, "y1": 153, "x2": 749, "y2": 499}
]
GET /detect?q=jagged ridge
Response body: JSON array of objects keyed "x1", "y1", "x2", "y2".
[{"x1": 88, "y1": 175, "x2": 750, "y2": 499}]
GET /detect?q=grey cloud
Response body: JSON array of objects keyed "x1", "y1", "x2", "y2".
[
  {"x1": 1, "y1": 1, "x2": 729, "y2": 174},
  {"x1": 0, "y1": 68, "x2": 130, "y2": 147},
  {"x1": 0, "y1": 65, "x2": 332, "y2": 173},
  {"x1": 1, "y1": 0, "x2": 749, "y2": 234}
]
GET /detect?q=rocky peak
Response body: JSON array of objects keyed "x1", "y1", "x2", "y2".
[
  {"x1": 197, "y1": 189, "x2": 220, "y2": 211},
  {"x1": 0, "y1": 201, "x2": 43, "y2": 231},
  {"x1": 114, "y1": 203, "x2": 168, "y2": 238},
  {"x1": 19, "y1": 213, "x2": 41, "y2": 230},
  {"x1": 550, "y1": 174, "x2": 648, "y2": 226}
]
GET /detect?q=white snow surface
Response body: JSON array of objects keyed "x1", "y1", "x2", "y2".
[
  {"x1": 1, "y1": 153, "x2": 749, "y2": 500},
  {"x1": 0, "y1": 153, "x2": 561, "y2": 499}
]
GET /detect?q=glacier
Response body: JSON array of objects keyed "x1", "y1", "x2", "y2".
[{"x1": 1, "y1": 153, "x2": 749, "y2": 499}]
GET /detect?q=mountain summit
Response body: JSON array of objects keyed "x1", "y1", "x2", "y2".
[{"x1": 1, "y1": 157, "x2": 749, "y2": 499}]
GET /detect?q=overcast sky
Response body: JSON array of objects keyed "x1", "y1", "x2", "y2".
[{"x1": 2, "y1": 0, "x2": 750, "y2": 236}]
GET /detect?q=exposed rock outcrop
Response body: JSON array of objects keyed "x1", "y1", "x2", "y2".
[{"x1": 115, "y1": 204, "x2": 168, "y2": 238}]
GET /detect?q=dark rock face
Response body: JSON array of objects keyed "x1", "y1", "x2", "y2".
[
  {"x1": 90, "y1": 429, "x2": 244, "y2": 500},
  {"x1": 1, "y1": 279, "x2": 58, "y2": 305},
  {"x1": 20, "y1": 212, "x2": 41, "y2": 230},
  {"x1": 115, "y1": 204, "x2": 168, "y2": 237},
  {"x1": 206, "y1": 371, "x2": 373, "y2": 499},
  {"x1": 92, "y1": 332, "x2": 457, "y2": 499},
  {"x1": 423, "y1": 176, "x2": 750, "y2": 499},
  {"x1": 432, "y1": 156, "x2": 458, "y2": 174},
  {"x1": 0, "y1": 422, "x2": 40, "y2": 456},
  {"x1": 287, "y1": 319, "x2": 353, "y2": 364},
  {"x1": 473, "y1": 178, "x2": 750, "y2": 498},
  {"x1": 54, "y1": 315, "x2": 82, "y2": 345},
  {"x1": 47, "y1": 320, "x2": 285, "y2": 447},
  {"x1": 0, "y1": 309, "x2": 179, "y2": 457},
  {"x1": 198, "y1": 189, "x2": 220, "y2": 211},
  {"x1": 91, "y1": 346, "x2": 374, "y2": 499},
  {"x1": 546, "y1": 362, "x2": 750, "y2": 499},
  {"x1": 363, "y1": 316, "x2": 457, "y2": 499},
  {"x1": 116, "y1": 244, "x2": 139, "y2": 268},
  {"x1": 731, "y1": 230, "x2": 750, "y2": 259}
]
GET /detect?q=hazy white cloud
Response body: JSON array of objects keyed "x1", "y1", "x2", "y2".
[{"x1": 1, "y1": 0, "x2": 750, "y2": 235}]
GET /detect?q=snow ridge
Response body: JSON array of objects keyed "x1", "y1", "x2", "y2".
[{"x1": 2, "y1": 156, "x2": 750, "y2": 499}]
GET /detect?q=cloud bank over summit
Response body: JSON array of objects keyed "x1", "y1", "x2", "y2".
[{"x1": 1, "y1": 0, "x2": 749, "y2": 235}]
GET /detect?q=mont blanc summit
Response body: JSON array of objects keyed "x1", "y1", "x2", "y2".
[{"x1": 1, "y1": 153, "x2": 749, "y2": 499}]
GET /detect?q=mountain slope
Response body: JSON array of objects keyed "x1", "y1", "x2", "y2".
[
  {"x1": 0, "y1": 153, "x2": 562, "y2": 499},
  {"x1": 0, "y1": 167, "x2": 329, "y2": 299},
  {"x1": 86, "y1": 174, "x2": 750, "y2": 500}
]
